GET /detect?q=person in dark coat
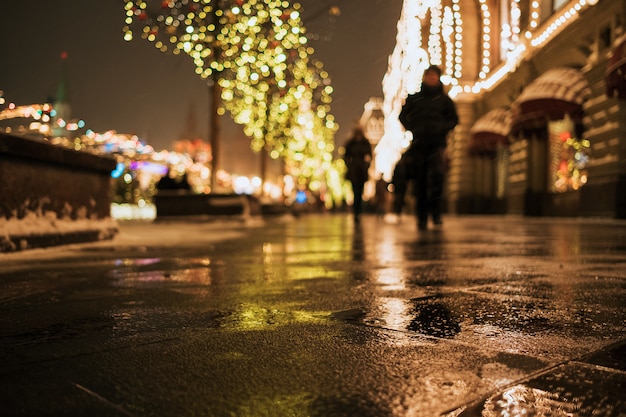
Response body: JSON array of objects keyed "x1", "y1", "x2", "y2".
[
  {"x1": 156, "y1": 168, "x2": 179, "y2": 191},
  {"x1": 157, "y1": 167, "x2": 191, "y2": 192},
  {"x1": 391, "y1": 151, "x2": 412, "y2": 220},
  {"x1": 374, "y1": 175, "x2": 388, "y2": 218},
  {"x1": 343, "y1": 126, "x2": 373, "y2": 223},
  {"x1": 399, "y1": 65, "x2": 458, "y2": 231}
]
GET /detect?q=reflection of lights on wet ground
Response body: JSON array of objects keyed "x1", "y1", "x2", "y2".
[
  {"x1": 374, "y1": 268, "x2": 406, "y2": 291},
  {"x1": 114, "y1": 258, "x2": 161, "y2": 267},
  {"x1": 373, "y1": 228, "x2": 404, "y2": 263},
  {"x1": 111, "y1": 268, "x2": 213, "y2": 285},
  {"x1": 223, "y1": 303, "x2": 330, "y2": 331},
  {"x1": 379, "y1": 297, "x2": 411, "y2": 330},
  {"x1": 110, "y1": 257, "x2": 213, "y2": 285},
  {"x1": 482, "y1": 384, "x2": 580, "y2": 415}
]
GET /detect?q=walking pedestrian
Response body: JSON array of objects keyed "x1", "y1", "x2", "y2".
[
  {"x1": 343, "y1": 125, "x2": 373, "y2": 223},
  {"x1": 390, "y1": 151, "x2": 412, "y2": 222},
  {"x1": 399, "y1": 65, "x2": 458, "y2": 231},
  {"x1": 374, "y1": 175, "x2": 388, "y2": 218}
]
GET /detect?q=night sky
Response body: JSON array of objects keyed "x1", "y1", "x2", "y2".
[{"x1": 0, "y1": 1, "x2": 402, "y2": 175}]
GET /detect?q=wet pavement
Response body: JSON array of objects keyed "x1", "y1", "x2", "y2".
[{"x1": 1, "y1": 214, "x2": 625, "y2": 416}]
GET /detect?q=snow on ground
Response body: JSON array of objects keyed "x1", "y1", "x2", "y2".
[
  {"x1": 0, "y1": 215, "x2": 276, "y2": 263},
  {"x1": 0, "y1": 212, "x2": 119, "y2": 237},
  {"x1": 0, "y1": 204, "x2": 155, "y2": 239}
]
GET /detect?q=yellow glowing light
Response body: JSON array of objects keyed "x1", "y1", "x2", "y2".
[{"x1": 123, "y1": 0, "x2": 342, "y2": 198}]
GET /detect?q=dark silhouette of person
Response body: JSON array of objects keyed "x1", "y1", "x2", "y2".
[
  {"x1": 391, "y1": 151, "x2": 412, "y2": 220},
  {"x1": 343, "y1": 126, "x2": 373, "y2": 223},
  {"x1": 399, "y1": 65, "x2": 458, "y2": 231},
  {"x1": 374, "y1": 175, "x2": 388, "y2": 218},
  {"x1": 156, "y1": 167, "x2": 191, "y2": 192},
  {"x1": 178, "y1": 172, "x2": 191, "y2": 191},
  {"x1": 156, "y1": 170, "x2": 178, "y2": 191}
]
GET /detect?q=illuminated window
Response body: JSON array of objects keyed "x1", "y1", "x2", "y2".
[{"x1": 548, "y1": 116, "x2": 590, "y2": 193}]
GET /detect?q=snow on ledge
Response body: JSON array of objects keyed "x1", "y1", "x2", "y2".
[{"x1": 1, "y1": 211, "x2": 119, "y2": 238}]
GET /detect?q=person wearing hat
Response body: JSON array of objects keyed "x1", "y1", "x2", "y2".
[{"x1": 398, "y1": 64, "x2": 458, "y2": 231}]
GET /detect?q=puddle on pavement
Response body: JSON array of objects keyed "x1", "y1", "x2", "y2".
[
  {"x1": 335, "y1": 293, "x2": 557, "y2": 336},
  {"x1": 406, "y1": 296, "x2": 461, "y2": 338},
  {"x1": 329, "y1": 289, "x2": 621, "y2": 356},
  {"x1": 447, "y1": 362, "x2": 626, "y2": 416}
]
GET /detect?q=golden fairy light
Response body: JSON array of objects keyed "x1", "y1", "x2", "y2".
[{"x1": 123, "y1": 0, "x2": 342, "y2": 198}]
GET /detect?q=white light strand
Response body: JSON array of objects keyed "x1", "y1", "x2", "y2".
[
  {"x1": 442, "y1": 6, "x2": 455, "y2": 79},
  {"x1": 452, "y1": 0, "x2": 463, "y2": 79},
  {"x1": 428, "y1": 2, "x2": 443, "y2": 66},
  {"x1": 376, "y1": 0, "x2": 432, "y2": 180},
  {"x1": 529, "y1": 0, "x2": 540, "y2": 31},
  {"x1": 530, "y1": 0, "x2": 586, "y2": 47},
  {"x1": 478, "y1": 0, "x2": 492, "y2": 79},
  {"x1": 450, "y1": 0, "x2": 597, "y2": 98}
]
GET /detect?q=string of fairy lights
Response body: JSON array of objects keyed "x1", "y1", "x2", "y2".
[
  {"x1": 123, "y1": 0, "x2": 342, "y2": 202},
  {"x1": 375, "y1": 0, "x2": 603, "y2": 181},
  {"x1": 5, "y1": 0, "x2": 602, "y2": 202}
]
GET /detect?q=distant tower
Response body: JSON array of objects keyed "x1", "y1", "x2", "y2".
[
  {"x1": 360, "y1": 97, "x2": 385, "y2": 179},
  {"x1": 173, "y1": 100, "x2": 211, "y2": 164},
  {"x1": 52, "y1": 51, "x2": 71, "y2": 138},
  {"x1": 360, "y1": 97, "x2": 385, "y2": 145}
]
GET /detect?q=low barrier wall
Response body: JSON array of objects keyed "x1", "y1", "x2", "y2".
[
  {"x1": 153, "y1": 192, "x2": 293, "y2": 220},
  {"x1": 0, "y1": 133, "x2": 118, "y2": 251},
  {"x1": 154, "y1": 192, "x2": 260, "y2": 219}
]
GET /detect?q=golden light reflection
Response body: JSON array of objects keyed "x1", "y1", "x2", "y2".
[
  {"x1": 111, "y1": 267, "x2": 213, "y2": 286},
  {"x1": 371, "y1": 227, "x2": 407, "y2": 291},
  {"x1": 110, "y1": 257, "x2": 214, "y2": 286},
  {"x1": 223, "y1": 302, "x2": 330, "y2": 331},
  {"x1": 481, "y1": 384, "x2": 580, "y2": 415},
  {"x1": 374, "y1": 268, "x2": 406, "y2": 292},
  {"x1": 260, "y1": 237, "x2": 349, "y2": 282},
  {"x1": 379, "y1": 297, "x2": 411, "y2": 329}
]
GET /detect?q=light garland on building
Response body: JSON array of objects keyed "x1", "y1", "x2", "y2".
[
  {"x1": 511, "y1": 0, "x2": 522, "y2": 42},
  {"x1": 478, "y1": 0, "x2": 492, "y2": 79},
  {"x1": 448, "y1": 0, "x2": 599, "y2": 98},
  {"x1": 452, "y1": 0, "x2": 462, "y2": 79},
  {"x1": 373, "y1": 0, "x2": 429, "y2": 181},
  {"x1": 378, "y1": 0, "x2": 601, "y2": 179},
  {"x1": 530, "y1": 0, "x2": 589, "y2": 47},
  {"x1": 428, "y1": 2, "x2": 443, "y2": 66}
]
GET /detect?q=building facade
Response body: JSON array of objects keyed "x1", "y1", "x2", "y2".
[
  {"x1": 382, "y1": 0, "x2": 626, "y2": 218},
  {"x1": 457, "y1": 0, "x2": 626, "y2": 218}
]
